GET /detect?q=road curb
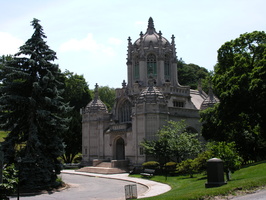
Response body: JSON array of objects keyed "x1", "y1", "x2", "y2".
[{"x1": 61, "y1": 170, "x2": 171, "y2": 198}]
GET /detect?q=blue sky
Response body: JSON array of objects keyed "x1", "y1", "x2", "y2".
[{"x1": 1, "y1": 0, "x2": 265, "y2": 88}]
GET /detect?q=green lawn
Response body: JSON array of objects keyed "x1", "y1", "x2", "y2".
[
  {"x1": 132, "y1": 161, "x2": 266, "y2": 200},
  {"x1": 0, "y1": 131, "x2": 8, "y2": 142}
]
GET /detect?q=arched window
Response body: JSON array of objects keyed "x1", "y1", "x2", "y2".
[
  {"x1": 118, "y1": 100, "x2": 132, "y2": 123},
  {"x1": 147, "y1": 54, "x2": 157, "y2": 77},
  {"x1": 164, "y1": 54, "x2": 170, "y2": 80},
  {"x1": 134, "y1": 57, "x2": 139, "y2": 79}
]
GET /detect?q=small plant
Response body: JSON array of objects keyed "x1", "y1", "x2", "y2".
[
  {"x1": 142, "y1": 161, "x2": 160, "y2": 170},
  {"x1": 0, "y1": 164, "x2": 18, "y2": 195}
]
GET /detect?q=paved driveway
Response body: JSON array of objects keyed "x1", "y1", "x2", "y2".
[
  {"x1": 9, "y1": 173, "x2": 148, "y2": 200},
  {"x1": 232, "y1": 189, "x2": 266, "y2": 200}
]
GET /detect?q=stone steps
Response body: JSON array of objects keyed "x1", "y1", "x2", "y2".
[
  {"x1": 97, "y1": 162, "x2": 112, "y2": 168},
  {"x1": 76, "y1": 166, "x2": 127, "y2": 174}
]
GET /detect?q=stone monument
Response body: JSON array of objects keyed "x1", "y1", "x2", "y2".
[{"x1": 205, "y1": 158, "x2": 227, "y2": 188}]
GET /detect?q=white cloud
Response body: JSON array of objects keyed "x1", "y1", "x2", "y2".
[
  {"x1": 134, "y1": 21, "x2": 146, "y2": 31},
  {"x1": 59, "y1": 33, "x2": 117, "y2": 57},
  {"x1": 108, "y1": 37, "x2": 122, "y2": 46},
  {"x1": 0, "y1": 32, "x2": 24, "y2": 55}
]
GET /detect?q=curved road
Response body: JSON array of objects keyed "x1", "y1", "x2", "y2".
[
  {"x1": 232, "y1": 189, "x2": 266, "y2": 200},
  {"x1": 9, "y1": 173, "x2": 148, "y2": 200}
]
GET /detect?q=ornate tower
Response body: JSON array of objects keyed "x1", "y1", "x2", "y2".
[
  {"x1": 126, "y1": 17, "x2": 179, "y2": 90},
  {"x1": 81, "y1": 83, "x2": 110, "y2": 165}
]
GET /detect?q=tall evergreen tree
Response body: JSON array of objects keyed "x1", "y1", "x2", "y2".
[{"x1": 0, "y1": 19, "x2": 70, "y2": 190}]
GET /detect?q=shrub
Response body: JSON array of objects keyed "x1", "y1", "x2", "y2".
[
  {"x1": 142, "y1": 161, "x2": 160, "y2": 170},
  {"x1": 165, "y1": 161, "x2": 177, "y2": 167},
  {"x1": 0, "y1": 164, "x2": 18, "y2": 195},
  {"x1": 176, "y1": 159, "x2": 197, "y2": 178}
]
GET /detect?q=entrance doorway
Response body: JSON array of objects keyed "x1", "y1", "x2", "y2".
[{"x1": 115, "y1": 137, "x2": 125, "y2": 160}]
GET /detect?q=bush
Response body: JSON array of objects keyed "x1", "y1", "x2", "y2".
[
  {"x1": 142, "y1": 161, "x2": 160, "y2": 170},
  {"x1": 0, "y1": 164, "x2": 18, "y2": 195},
  {"x1": 176, "y1": 159, "x2": 197, "y2": 177},
  {"x1": 165, "y1": 162, "x2": 177, "y2": 168}
]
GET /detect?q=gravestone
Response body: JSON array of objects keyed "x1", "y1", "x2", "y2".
[{"x1": 205, "y1": 158, "x2": 227, "y2": 188}]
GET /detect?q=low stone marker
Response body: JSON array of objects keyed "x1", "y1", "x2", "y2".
[
  {"x1": 205, "y1": 158, "x2": 227, "y2": 188},
  {"x1": 125, "y1": 184, "x2": 137, "y2": 199}
]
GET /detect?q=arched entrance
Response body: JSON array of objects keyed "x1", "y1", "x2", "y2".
[{"x1": 115, "y1": 137, "x2": 125, "y2": 160}]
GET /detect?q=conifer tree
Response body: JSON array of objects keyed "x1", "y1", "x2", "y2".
[{"x1": 0, "y1": 19, "x2": 70, "y2": 190}]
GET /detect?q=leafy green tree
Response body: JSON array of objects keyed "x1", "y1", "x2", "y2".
[
  {"x1": 0, "y1": 19, "x2": 70, "y2": 190},
  {"x1": 61, "y1": 70, "x2": 92, "y2": 163},
  {"x1": 207, "y1": 141, "x2": 243, "y2": 181},
  {"x1": 201, "y1": 31, "x2": 266, "y2": 162},
  {"x1": 96, "y1": 86, "x2": 115, "y2": 111},
  {"x1": 141, "y1": 120, "x2": 202, "y2": 164},
  {"x1": 177, "y1": 59, "x2": 210, "y2": 90}
]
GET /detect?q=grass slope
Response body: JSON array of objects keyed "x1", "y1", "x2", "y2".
[{"x1": 132, "y1": 161, "x2": 266, "y2": 200}]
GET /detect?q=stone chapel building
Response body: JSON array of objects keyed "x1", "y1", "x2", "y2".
[{"x1": 81, "y1": 17, "x2": 218, "y2": 167}]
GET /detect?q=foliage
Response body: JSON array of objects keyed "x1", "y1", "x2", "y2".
[
  {"x1": 201, "y1": 31, "x2": 266, "y2": 162},
  {"x1": 142, "y1": 161, "x2": 160, "y2": 170},
  {"x1": 0, "y1": 55, "x2": 13, "y2": 71},
  {"x1": 141, "y1": 120, "x2": 203, "y2": 164},
  {"x1": 164, "y1": 162, "x2": 177, "y2": 168},
  {"x1": 176, "y1": 159, "x2": 197, "y2": 178},
  {"x1": 177, "y1": 59, "x2": 210, "y2": 91},
  {"x1": 176, "y1": 142, "x2": 242, "y2": 180},
  {"x1": 176, "y1": 150, "x2": 212, "y2": 178},
  {"x1": 0, "y1": 19, "x2": 70, "y2": 190},
  {"x1": 132, "y1": 161, "x2": 266, "y2": 200},
  {"x1": 207, "y1": 141, "x2": 243, "y2": 181},
  {"x1": 91, "y1": 85, "x2": 115, "y2": 111},
  {"x1": 0, "y1": 131, "x2": 8, "y2": 142},
  {"x1": 192, "y1": 150, "x2": 213, "y2": 173},
  {"x1": 0, "y1": 164, "x2": 18, "y2": 195},
  {"x1": 61, "y1": 70, "x2": 92, "y2": 163}
]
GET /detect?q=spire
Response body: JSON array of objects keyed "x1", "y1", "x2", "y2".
[
  {"x1": 146, "y1": 17, "x2": 156, "y2": 34},
  {"x1": 208, "y1": 85, "x2": 214, "y2": 101},
  {"x1": 148, "y1": 17, "x2": 154, "y2": 29},
  {"x1": 122, "y1": 80, "x2": 126, "y2": 88},
  {"x1": 171, "y1": 34, "x2": 177, "y2": 61},
  {"x1": 127, "y1": 37, "x2": 132, "y2": 62},
  {"x1": 94, "y1": 83, "x2": 99, "y2": 99}
]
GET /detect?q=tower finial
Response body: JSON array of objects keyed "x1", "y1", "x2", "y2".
[
  {"x1": 94, "y1": 83, "x2": 99, "y2": 99},
  {"x1": 148, "y1": 17, "x2": 154, "y2": 29},
  {"x1": 147, "y1": 17, "x2": 156, "y2": 34}
]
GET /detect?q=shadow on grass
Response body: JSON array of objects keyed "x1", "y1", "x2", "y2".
[{"x1": 197, "y1": 176, "x2": 207, "y2": 180}]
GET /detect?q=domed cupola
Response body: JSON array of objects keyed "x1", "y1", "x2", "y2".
[
  {"x1": 84, "y1": 83, "x2": 108, "y2": 113},
  {"x1": 136, "y1": 79, "x2": 166, "y2": 104},
  {"x1": 134, "y1": 17, "x2": 170, "y2": 48}
]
